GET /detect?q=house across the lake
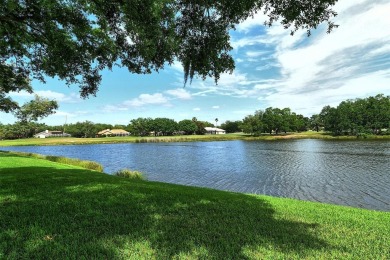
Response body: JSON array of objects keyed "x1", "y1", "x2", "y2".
[
  {"x1": 204, "y1": 127, "x2": 226, "y2": 135},
  {"x1": 34, "y1": 130, "x2": 71, "y2": 138},
  {"x1": 97, "y1": 129, "x2": 130, "y2": 137}
]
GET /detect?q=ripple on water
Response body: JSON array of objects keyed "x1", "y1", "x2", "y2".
[{"x1": 2, "y1": 139, "x2": 389, "y2": 211}]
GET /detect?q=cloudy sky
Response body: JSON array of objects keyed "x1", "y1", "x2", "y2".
[{"x1": 1, "y1": 0, "x2": 389, "y2": 126}]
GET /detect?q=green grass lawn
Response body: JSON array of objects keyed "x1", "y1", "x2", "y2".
[
  {"x1": 1, "y1": 151, "x2": 389, "y2": 259},
  {"x1": 1, "y1": 131, "x2": 389, "y2": 147}
]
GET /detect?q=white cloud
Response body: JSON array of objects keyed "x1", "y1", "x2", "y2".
[
  {"x1": 102, "y1": 93, "x2": 169, "y2": 112},
  {"x1": 50, "y1": 110, "x2": 87, "y2": 118},
  {"x1": 102, "y1": 88, "x2": 193, "y2": 113},
  {"x1": 10, "y1": 90, "x2": 81, "y2": 103},
  {"x1": 241, "y1": 0, "x2": 390, "y2": 115},
  {"x1": 103, "y1": 105, "x2": 129, "y2": 112},
  {"x1": 177, "y1": 1, "x2": 390, "y2": 119},
  {"x1": 235, "y1": 10, "x2": 269, "y2": 33},
  {"x1": 256, "y1": 63, "x2": 279, "y2": 71},
  {"x1": 186, "y1": 70, "x2": 280, "y2": 99},
  {"x1": 193, "y1": 108, "x2": 201, "y2": 111},
  {"x1": 170, "y1": 60, "x2": 184, "y2": 73},
  {"x1": 192, "y1": 89, "x2": 217, "y2": 96},
  {"x1": 212, "y1": 106, "x2": 220, "y2": 109},
  {"x1": 246, "y1": 50, "x2": 271, "y2": 58},
  {"x1": 232, "y1": 34, "x2": 272, "y2": 49},
  {"x1": 123, "y1": 93, "x2": 169, "y2": 107},
  {"x1": 165, "y1": 88, "x2": 192, "y2": 100}
]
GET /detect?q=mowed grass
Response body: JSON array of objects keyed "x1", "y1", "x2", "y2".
[
  {"x1": 1, "y1": 131, "x2": 389, "y2": 147},
  {"x1": 1, "y1": 151, "x2": 389, "y2": 259}
]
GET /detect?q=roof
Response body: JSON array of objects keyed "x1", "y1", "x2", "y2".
[
  {"x1": 204, "y1": 127, "x2": 226, "y2": 132},
  {"x1": 97, "y1": 129, "x2": 129, "y2": 135},
  {"x1": 110, "y1": 129, "x2": 129, "y2": 134},
  {"x1": 97, "y1": 129, "x2": 111, "y2": 135},
  {"x1": 34, "y1": 130, "x2": 71, "y2": 137}
]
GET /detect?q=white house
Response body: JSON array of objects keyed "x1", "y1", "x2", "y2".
[
  {"x1": 34, "y1": 130, "x2": 71, "y2": 138},
  {"x1": 204, "y1": 127, "x2": 226, "y2": 135}
]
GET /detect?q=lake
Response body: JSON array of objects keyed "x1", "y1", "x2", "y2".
[{"x1": 2, "y1": 139, "x2": 389, "y2": 211}]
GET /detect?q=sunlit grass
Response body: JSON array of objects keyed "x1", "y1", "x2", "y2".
[
  {"x1": 1, "y1": 151, "x2": 389, "y2": 259},
  {"x1": 0, "y1": 151, "x2": 103, "y2": 172}
]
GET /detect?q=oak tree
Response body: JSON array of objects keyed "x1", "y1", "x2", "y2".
[{"x1": 1, "y1": 0, "x2": 339, "y2": 112}]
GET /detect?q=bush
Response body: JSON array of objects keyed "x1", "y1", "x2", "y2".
[
  {"x1": 114, "y1": 169, "x2": 145, "y2": 180},
  {"x1": 356, "y1": 133, "x2": 369, "y2": 139}
]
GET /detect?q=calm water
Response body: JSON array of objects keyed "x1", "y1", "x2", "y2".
[{"x1": 2, "y1": 139, "x2": 390, "y2": 211}]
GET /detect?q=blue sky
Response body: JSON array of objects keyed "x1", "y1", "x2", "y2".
[{"x1": 1, "y1": 0, "x2": 390, "y2": 126}]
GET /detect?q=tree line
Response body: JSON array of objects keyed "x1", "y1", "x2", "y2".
[
  {"x1": 314, "y1": 94, "x2": 390, "y2": 136},
  {"x1": 239, "y1": 107, "x2": 309, "y2": 135},
  {"x1": 237, "y1": 94, "x2": 389, "y2": 136},
  {"x1": 1, "y1": 94, "x2": 389, "y2": 139},
  {"x1": 127, "y1": 117, "x2": 213, "y2": 137},
  {"x1": 0, "y1": 117, "x2": 215, "y2": 139}
]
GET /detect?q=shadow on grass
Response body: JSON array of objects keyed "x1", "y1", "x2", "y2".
[{"x1": 1, "y1": 166, "x2": 341, "y2": 258}]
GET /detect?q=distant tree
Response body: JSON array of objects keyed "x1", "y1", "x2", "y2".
[
  {"x1": 0, "y1": 123, "x2": 4, "y2": 139},
  {"x1": 320, "y1": 105, "x2": 339, "y2": 134},
  {"x1": 262, "y1": 107, "x2": 278, "y2": 134},
  {"x1": 364, "y1": 94, "x2": 390, "y2": 133},
  {"x1": 280, "y1": 108, "x2": 292, "y2": 133},
  {"x1": 194, "y1": 121, "x2": 206, "y2": 135},
  {"x1": 151, "y1": 118, "x2": 178, "y2": 136},
  {"x1": 289, "y1": 113, "x2": 308, "y2": 132},
  {"x1": 6, "y1": 95, "x2": 58, "y2": 138},
  {"x1": 14, "y1": 95, "x2": 58, "y2": 124},
  {"x1": 66, "y1": 121, "x2": 97, "y2": 138},
  {"x1": 220, "y1": 120, "x2": 242, "y2": 133},
  {"x1": 0, "y1": 122, "x2": 47, "y2": 139},
  {"x1": 128, "y1": 118, "x2": 153, "y2": 136},
  {"x1": 178, "y1": 120, "x2": 197, "y2": 135},
  {"x1": 241, "y1": 115, "x2": 263, "y2": 135},
  {"x1": 113, "y1": 124, "x2": 126, "y2": 129},
  {"x1": 310, "y1": 114, "x2": 322, "y2": 132},
  {"x1": 95, "y1": 123, "x2": 114, "y2": 132},
  {"x1": 320, "y1": 94, "x2": 390, "y2": 136},
  {"x1": 202, "y1": 121, "x2": 214, "y2": 127},
  {"x1": 215, "y1": 118, "x2": 219, "y2": 127},
  {"x1": 243, "y1": 107, "x2": 307, "y2": 135},
  {"x1": 4, "y1": 122, "x2": 29, "y2": 139}
]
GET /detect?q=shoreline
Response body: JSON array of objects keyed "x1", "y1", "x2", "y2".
[
  {"x1": 1, "y1": 131, "x2": 390, "y2": 147},
  {"x1": 1, "y1": 150, "x2": 389, "y2": 258}
]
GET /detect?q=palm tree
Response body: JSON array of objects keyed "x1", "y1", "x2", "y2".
[{"x1": 215, "y1": 118, "x2": 218, "y2": 127}]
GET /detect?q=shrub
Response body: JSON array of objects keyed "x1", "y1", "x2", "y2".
[
  {"x1": 356, "y1": 133, "x2": 369, "y2": 139},
  {"x1": 114, "y1": 169, "x2": 145, "y2": 180}
]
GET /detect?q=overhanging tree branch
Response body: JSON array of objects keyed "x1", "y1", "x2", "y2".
[{"x1": 0, "y1": 0, "x2": 339, "y2": 112}]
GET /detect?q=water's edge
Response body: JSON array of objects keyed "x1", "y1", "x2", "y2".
[{"x1": 1, "y1": 139, "x2": 389, "y2": 211}]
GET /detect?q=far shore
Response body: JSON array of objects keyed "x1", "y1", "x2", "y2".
[{"x1": 1, "y1": 131, "x2": 389, "y2": 147}]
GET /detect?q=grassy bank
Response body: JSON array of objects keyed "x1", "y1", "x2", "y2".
[
  {"x1": 1, "y1": 151, "x2": 389, "y2": 259},
  {"x1": 1, "y1": 151, "x2": 104, "y2": 172},
  {"x1": 1, "y1": 131, "x2": 389, "y2": 146}
]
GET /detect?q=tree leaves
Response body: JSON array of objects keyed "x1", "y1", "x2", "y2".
[
  {"x1": 14, "y1": 95, "x2": 58, "y2": 123},
  {"x1": 1, "y1": 0, "x2": 339, "y2": 112}
]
